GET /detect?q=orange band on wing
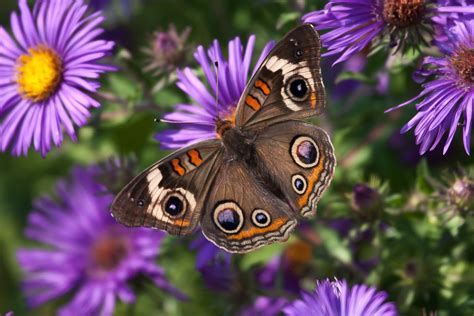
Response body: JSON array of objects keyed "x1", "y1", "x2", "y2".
[
  {"x1": 310, "y1": 91, "x2": 317, "y2": 108},
  {"x1": 172, "y1": 218, "x2": 191, "y2": 227},
  {"x1": 171, "y1": 158, "x2": 186, "y2": 176},
  {"x1": 187, "y1": 149, "x2": 203, "y2": 167},
  {"x1": 297, "y1": 155, "x2": 325, "y2": 207},
  {"x1": 228, "y1": 218, "x2": 286, "y2": 240},
  {"x1": 255, "y1": 79, "x2": 270, "y2": 95},
  {"x1": 245, "y1": 95, "x2": 261, "y2": 111}
]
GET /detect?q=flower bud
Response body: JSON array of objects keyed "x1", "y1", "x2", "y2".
[
  {"x1": 448, "y1": 178, "x2": 474, "y2": 213},
  {"x1": 351, "y1": 183, "x2": 383, "y2": 219},
  {"x1": 144, "y1": 25, "x2": 191, "y2": 75}
]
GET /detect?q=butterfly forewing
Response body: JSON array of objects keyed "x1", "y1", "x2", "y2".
[
  {"x1": 235, "y1": 24, "x2": 326, "y2": 129},
  {"x1": 111, "y1": 140, "x2": 223, "y2": 235}
]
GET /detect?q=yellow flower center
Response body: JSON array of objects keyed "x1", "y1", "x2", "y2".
[{"x1": 16, "y1": 45, "x2": 63, "y2": 102}]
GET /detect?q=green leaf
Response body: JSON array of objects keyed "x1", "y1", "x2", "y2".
[
  {"x1": 108, "y1": 73, "x2": 141, "y2": 101},
  {"x1": 415, "y1": 159, "x2": 433, "y2": 194},
  {"x1": 106, "y1": 112, "x2": 156, "y2": 154},
  {"x1": 276, "y1": 12, "x2": 300, "y2": 30},
  {"x1": 335, "y1": 71, "x2": 374, "y2": 84},
  {"x1": 239, "y1": 240, "x2": 288, "y2": 270},
  {"x1": 316, "y1": 224, "x2": 352, "y2": 264}
]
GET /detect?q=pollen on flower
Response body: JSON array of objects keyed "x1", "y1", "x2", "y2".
[
  {"x1": 450, "y1": 46, "x2": 474, "y2": 87},
  {"x1": 383, "y1": 0, "x2": 426, "y2": 28},
  {"x1": 16, "y1": 45, "x2": 63, "y2": 102}
]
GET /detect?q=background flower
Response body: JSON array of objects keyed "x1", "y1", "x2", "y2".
[
  {"x1": 387, "y1": 19, "x2": 473, "y2": 155},
  {"x1": 143, "y1": 24, "x2": 191, "y2": 76},
  {"x1": 189, "y1": 232, "x2": 234, "y2": 292},
  {"x1": 303, "y1": 0, "x2": 474, "y2": 65},
  {"x1": 240, "y1": 296, "x2": 289, "y2": 316},
  {"x1": 284, "y1": 279, "x2": 398, "y2": 316},
  {"x1": 0, "y1": 0, "x2": 114, "y2": 156},
  {"x1": 17, "y1": 167, "x2": 185, "y2": 315}
]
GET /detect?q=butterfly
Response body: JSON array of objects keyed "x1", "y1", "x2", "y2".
[{"x1": 111, "y1": 24, "x2": 336, "y2": 253}]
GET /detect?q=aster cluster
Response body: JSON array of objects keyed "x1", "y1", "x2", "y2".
[
  {"x1": 304, "y1": 0, "x2": 474, "y2": 155},
  {"x1": 17, "y1": 167, "x2": 186, "y2": 315}
]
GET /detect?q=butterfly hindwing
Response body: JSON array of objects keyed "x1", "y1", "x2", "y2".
[
  {"x1": 235, "y1": 24, "x2": 326, "y2": 129},
  {"x1": 199, "y1": 159, "x2": 297, "y2": 253},
  {"x1": 111, "y1": 140, "x2": 222, "y2": 236},
  {"x1": 254, "y1": 120, "x2": 336, "y2": 218}
]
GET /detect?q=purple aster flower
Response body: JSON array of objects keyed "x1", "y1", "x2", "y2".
[
  {"x1": 239, "y1": 296, "x2": 289, "y2": 316},
  {"x1": 189, "y1": 232, "x2": 234, "y2": 291},
  {"x1": 17, "y1": 166, "x2": 186, "y2": 315},
  {"x1": 284, "y1": 279, "x2": 398, "y2": 316},
  {"x1": 303, "y1": 0, "x2": 474, "y2": 65},
  {"x1": 155, "y1": 36, "x2": 274, "y2": 149},
  {"x1": 0, "y1": 0, "x2": 115, "y2": 157},
  {"x1": 433, "y1": 0, "x2": 474, "y2": 52},
  {"x1": 387, "y1": 19, "x2": 474, "y2": 155}
]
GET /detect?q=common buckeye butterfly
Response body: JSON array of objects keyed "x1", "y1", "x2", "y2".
[{"x1": 111, "y1": 24, "x2": 336, "y2": 253}]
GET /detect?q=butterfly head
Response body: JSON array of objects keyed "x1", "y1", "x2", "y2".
[{"x1": 214, "y1": 110, "x2": 236, "y2": 138}]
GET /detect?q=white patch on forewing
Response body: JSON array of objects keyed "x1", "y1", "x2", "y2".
[
  {"x1": 147, "y1": 186, "x2": 197, "y2": 224},
  {"x1": 282, "y1": 66, "x2": 314, "y2": 111},
  {"x1": 266, "y1": 56, "x2": 297, "y2": 73},
  {"x1": 264, "y1": 56, "x2": 313, "y2": 112},
  {"x1": 147, "y1": 168, "x2": 163, "y2": 202}
]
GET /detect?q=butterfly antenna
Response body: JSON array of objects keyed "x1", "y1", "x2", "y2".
[{"x1": 214, "y1": 61, "x2": 219, "y2": 121}]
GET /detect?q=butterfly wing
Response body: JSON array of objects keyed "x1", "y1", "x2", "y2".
[
  {"x1": 199, "y1": 159, "x2": 297, "y2": 253},
  {"x1": 254, "y1": 120, "x2": 336, "y2": 218},
  {"x1": 234, "y1": 24, "x2": 326, "y2": 129},
  {"x1": 111, "y1": 140, "x2": 223, "y2": 235}
]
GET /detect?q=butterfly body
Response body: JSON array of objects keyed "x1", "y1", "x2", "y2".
[
  {"x1": 111, "y1": 24, "x2": 336, "y2": 253},
  {"x1": 218, "y1": 122, "x2": 255, "y2": 162}
]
